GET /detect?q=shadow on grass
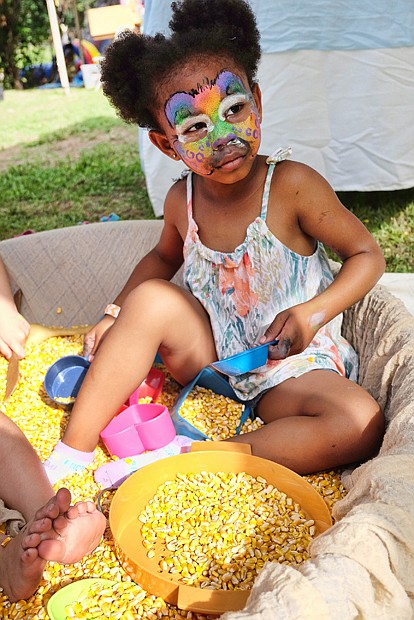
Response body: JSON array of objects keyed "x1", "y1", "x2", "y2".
[
  {"x1": 25, "y1": 116, "x2": 126, "y2": 147},
  {"x1": 339, "y1": 188, "x2": 414, "y2": 214}
]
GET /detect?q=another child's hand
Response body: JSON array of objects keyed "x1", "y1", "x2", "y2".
[
  {"x1": 0, "y1": 303, "x2": 30, "y2": 359},
  {"x1": 83, "y1": 315, "x2": 115, "y2": 362},
  {"x1": 260, "y1": 305, "x2": 318, "y2": 360}
]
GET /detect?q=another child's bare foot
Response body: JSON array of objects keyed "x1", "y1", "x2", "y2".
[
  {"x1": 0, "y1": 525, "x2": 49, "y2": 602},
  {"x1": 0, "y1": 488, "x2": 106, "y2": 602},
  {"x1": 37, "y1": 491, "x2": 106, "y2": 564}
]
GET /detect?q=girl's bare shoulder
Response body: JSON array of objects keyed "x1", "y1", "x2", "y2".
[{"x1": 272, "y1": 159, "x2": 331, "y2": 194}]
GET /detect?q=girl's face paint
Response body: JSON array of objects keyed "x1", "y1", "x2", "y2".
[{"x1": 164, "y1": 71, "x2": 261, "y2": 176}]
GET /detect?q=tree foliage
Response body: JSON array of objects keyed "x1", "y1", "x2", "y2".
[
  {"x1": 0, "y1": 0, "x2": 51, "y2": 88},
  {"x1": 0, "y1": 0, "x2": 94, "y2": 88}
]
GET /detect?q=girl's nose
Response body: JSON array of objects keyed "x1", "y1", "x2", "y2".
[{"x1": 212, "y1": 133, "x2": 238, "y2": 151}]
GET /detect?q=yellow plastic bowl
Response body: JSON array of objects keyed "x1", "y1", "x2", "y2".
[{"x1": 109, "y1": 443, "x2": 332, "y2": 616}]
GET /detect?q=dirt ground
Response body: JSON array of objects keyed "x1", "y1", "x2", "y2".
[{"x1": 0, "y1": 124, "x2": 137, "y2": 172}]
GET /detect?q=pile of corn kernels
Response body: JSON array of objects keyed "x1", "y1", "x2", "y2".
[
  {"x1": 0, "y1": 335, "x2": 347, "y2": 619},
  {"x1": 140, "y1": 471, "x2": 315, "y2": 590},
  {"x1": 176, "y1": 385, "x2": 264, "y2": 440}
]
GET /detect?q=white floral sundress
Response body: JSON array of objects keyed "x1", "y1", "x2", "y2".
[{"x1": 183, "y1": 149, "x2": 358, "y2": 402}]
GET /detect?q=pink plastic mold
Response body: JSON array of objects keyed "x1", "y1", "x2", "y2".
[{"x1": 100, "y1": 403, "x2": 176, "y2": 458}]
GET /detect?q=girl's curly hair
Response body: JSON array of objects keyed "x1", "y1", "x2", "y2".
[{"x1": 100, "y1": 0, "x2": 261, "y2": 130}]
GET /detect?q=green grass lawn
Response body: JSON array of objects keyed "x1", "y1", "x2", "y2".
[
  {"x1": 0, "y1": 89, "x2": 154, "y2": 238},
  {"x1": 0, "y1": 89, "x2": 413, "y2": 271}
]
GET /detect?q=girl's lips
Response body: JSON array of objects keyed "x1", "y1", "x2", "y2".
[
  {"x1": 214, "y1": 144, "x2": 248, "y2": 170},
  {"x1": 217, "y1": 155, "x2": 245, "y2": 171}
]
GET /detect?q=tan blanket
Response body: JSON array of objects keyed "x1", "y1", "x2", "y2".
[{"x1": 1, "y1": 222, "x2": 414, "y2": 619}]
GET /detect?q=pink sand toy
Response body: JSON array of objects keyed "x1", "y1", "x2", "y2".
[
  {"x1": 100, "y1": 403, "x2": 176, "y2": 458},
  {"x1": 127, "y1": 367, "x2": 164, "y2": 405}
]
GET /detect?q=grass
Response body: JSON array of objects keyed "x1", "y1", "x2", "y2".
[
  {"x1": 0, "y1": 89, "x2": 413, "y2": 271},
  {"x1": 0, "y1": 88, "x2": 122, "y2": 148},
  {"x1": 0, "y1": 89, "x2": 154, "y2": 238}
]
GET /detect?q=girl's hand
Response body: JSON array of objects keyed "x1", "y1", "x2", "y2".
[
  {"x1": 0, "y1": 304, "x2": 30, "y2": 359},
  {"x1": 260, "y1": 304, "x2": 320, "y2": 360},
  {"x1": 83, "y1": 315, "x2": 115, "y2": 361}
]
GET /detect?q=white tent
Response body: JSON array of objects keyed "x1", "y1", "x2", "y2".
[{"x1": 139, "y1": 0, "x2": 414, "y2": 216}]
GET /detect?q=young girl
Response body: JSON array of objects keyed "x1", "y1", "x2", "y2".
[{"x1": 45, "y1": 0, "x2": 385, "y2": 483}]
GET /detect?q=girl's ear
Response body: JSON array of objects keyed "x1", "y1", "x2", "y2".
[
  {"x1": 149, "y1": 130, "x2": 178, "y2": 160},
  {"x1": 251, "y1": 82, "x2": 263, "y2": 123}
]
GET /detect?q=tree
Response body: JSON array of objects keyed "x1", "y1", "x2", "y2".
[
  {"x1": 0, "y1": 0, "x2": 93, "y2": 89},
  {"x1": 0, "y1": 0, "x2": 51, "y2": 88}
]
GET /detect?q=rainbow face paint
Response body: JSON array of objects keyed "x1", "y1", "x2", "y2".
[{"x1": 164, "y1": 71, "x2": 261, "y2": 175}]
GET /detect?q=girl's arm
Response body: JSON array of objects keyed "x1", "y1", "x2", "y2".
[
  {"x1": 0, "y1": 258, "x2": 30, "y2": 359},
  {"x1": 262, "y1": 163, "x2": 386, "y2": 358}
]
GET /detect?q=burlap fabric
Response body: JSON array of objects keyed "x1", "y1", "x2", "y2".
[
  {"x1": 0, "y1": 221, "x2": 169, "y2": 328},
  {"x1": 0, "y1": 500, "x2": 25, "y2": 537},
  {"x1": 1, "y1": 222, "x2": 413, "y2": 618}
]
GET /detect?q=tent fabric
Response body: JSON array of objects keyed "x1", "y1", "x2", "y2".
[
  {"x1": 251, "y1": 0, "x2": 414, "y2": 52},
  {"x1": 139, "y1": 1, "x2": 414, "y2": 216},
  {"x1": 0, "y1": 220, "x2": 414, "y2": 618},
  {"x1": 142, "y1": 0, "x2": 414, "y2": 51}
]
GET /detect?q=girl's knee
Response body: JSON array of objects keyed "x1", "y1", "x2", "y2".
[
  {"x1": 123, "y1": 279, "x2": 182, "y2": 315},
  {"x1": 345, "y1": 396, "x2": 385, "y2": 454},
  {"x1": 127, "y1": 279, "x2": 176, "y2": 303}
]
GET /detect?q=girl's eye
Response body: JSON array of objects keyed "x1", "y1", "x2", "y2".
[
  {"x1": 219, "y1": 93, "x2": 251, "y2": 122},
  {"x1": 227, "y1": 103, "x2": 245, "y2": 117},
  {"x1": 187, "y1": 121, "x2": 208, "y2": 133},
  {"x1": 176, "y1": 114, "x2": 213, "y2": 144}
]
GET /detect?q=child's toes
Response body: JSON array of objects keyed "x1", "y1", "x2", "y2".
[{"x1": 21, "y1": 532, "x2": 42, "y2": 550}]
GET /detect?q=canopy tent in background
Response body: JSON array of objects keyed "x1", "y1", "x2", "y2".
[{"x1": 139, "y1": 0, "x2": 414, "y2": 216}]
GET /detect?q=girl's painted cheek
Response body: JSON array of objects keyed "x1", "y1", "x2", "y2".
[{"x1": 174, "y1": 139, "x2": 214, "y2": 175}]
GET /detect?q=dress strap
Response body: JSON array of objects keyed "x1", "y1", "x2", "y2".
[
  {"x1": 260, "y1": 147, "x2": 292, "y2": 219},
  {"x1": 185, "y1": 170, "x2": 193, "y2": 224},
  {"x1": 266, "y1": 146, "x2": 292, "y2": 165}
]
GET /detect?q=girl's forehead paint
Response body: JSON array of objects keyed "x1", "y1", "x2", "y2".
[{"x1": 165, "y1": 70, "x2": 247, "y2": 128}]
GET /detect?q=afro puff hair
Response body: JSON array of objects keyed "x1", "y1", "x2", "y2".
[{"x1": 100, "y1": 0, "x2": 261, "y2": 129}]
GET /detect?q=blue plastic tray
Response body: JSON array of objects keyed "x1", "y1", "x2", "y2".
[{"x1": 170, "y1": 366, "x2": 253, "y2": 440}]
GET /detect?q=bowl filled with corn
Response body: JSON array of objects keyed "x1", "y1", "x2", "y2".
[
  {"x1": 44, "y1": 354, "x2": 90, "y2": 410},
  {"x1": 210, "y1": 339, "x2": 279, "y2": 376},
  {"x1": 110, "y1": 442, "x2": 332, "y2": 615},
  {"x1": 170, "y1": 366, "x2": 253, "y2": 441},
  {"x1": 47, "y1": 577, "x2": 117, "y2": 620}
]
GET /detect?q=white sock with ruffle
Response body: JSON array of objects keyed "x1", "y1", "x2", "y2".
[{"x1": 43, "y1": 441, "x2": 96, "y2": 484}]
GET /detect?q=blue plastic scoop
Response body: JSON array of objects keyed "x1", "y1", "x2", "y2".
[
  {"x1": 210, "y1": 340, "x2": 279, "y2": 376},
  {"x1": 44, "y1": 355, "x2": 90, "y2": 410}
]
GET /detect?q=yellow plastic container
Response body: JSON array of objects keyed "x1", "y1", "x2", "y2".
[{"x1": 109, "y1": 442, "x2": 332, "y2": 615}]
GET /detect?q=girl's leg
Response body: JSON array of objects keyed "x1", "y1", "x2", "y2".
[
  {"x1": 231, "y1": 370, "x2": 384, "y2": 474},
  {"x1": 63, "y1": 279, "x2": 217, "y2": 452}
]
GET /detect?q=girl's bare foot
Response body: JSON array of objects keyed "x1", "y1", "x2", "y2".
[{"x1": 0, "y1": 488, "x2": 106, "y2": 602}]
